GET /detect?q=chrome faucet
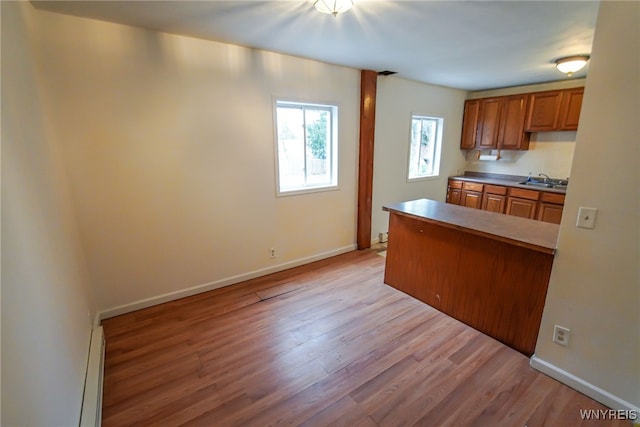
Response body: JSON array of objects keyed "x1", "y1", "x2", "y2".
[{"x1": 538, "y1": 173, "x2": 551, "y2": 183}]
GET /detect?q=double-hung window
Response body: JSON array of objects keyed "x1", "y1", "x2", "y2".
[
  {"x1": 407, "y1": 115, "x2": 444, "y2": 181},
  {"x1": 275, "y1": 100, "x2": 338, "y2": 195}
]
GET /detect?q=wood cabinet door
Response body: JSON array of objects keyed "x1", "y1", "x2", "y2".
[
  {"x1": 447, "y1": 180, "x2": 463, "y2": 205},
  {"x1": 447, "y1": 188, "x2": 462, "y2": 205},
  {"x1": 558, "y1": 87, "x2": 584, "y2": 130},
  {"x1": 537, "y1": 203, "x2": 564, "y2": 224},
  {"x1": 460, "y1": 99, "x2": 481, "y2": 149},
  {"x1": 462, "y1": 191, "x2": 483, "y2": 209},
  {"x1": 525, "y1": 91, "x2": 562, "y2": 132},
  {"x1": 498, "y1": 94, "x2": 530, "y2": 150},
  {"x1": 477, "y1": 97, "x2": 502, "y2": 149},
  {"x1": 482, "y1": 193, "x2": 506, "y2": 213},
  {"x1": 506, "y1": 197, "x2": 537, "y2": 219}
]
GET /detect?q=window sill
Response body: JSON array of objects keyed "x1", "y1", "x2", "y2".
[
  {"x1": 407, "y1": 174, "x2": 441, "y2": 184},
  {"x1": 276, "y1": 184, "x2": 340, "y2": 197}
]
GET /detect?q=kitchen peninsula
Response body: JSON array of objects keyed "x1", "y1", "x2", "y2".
[{"x1": 383, "y1": 198, "x2": 559, "y2": 356}]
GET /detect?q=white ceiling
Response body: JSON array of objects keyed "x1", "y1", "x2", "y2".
[{"x1": 31, "y1": 0, "x2": 599, "y2": 91}]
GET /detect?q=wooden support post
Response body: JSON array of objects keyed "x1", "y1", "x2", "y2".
[{"x1": 357, "y1": 70, "x2": 377, "y2": 250}]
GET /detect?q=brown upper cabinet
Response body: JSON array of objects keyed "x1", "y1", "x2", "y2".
[
  {"x1": 476, "y1": 97, "x2": 503, "y2": 149},
  {"x1": 524, "y1": 90, "x2": 562, "y2": 131},
  {"x1": 558, "y1": 87, "x2": 584, "y2": 130},
  {"x1": 525, "y1": 87, "x2": 584, "y2": 132},
  {"x1": 498, "y1": 94, "x2": 530, "y2": 150},
  {"x1": 461, "y1": 87, "x2": 584, "y2": 150},
  {"x1": 462, "y1": 95, "x2": 530, "y2": 150},
  {"x1": 460, "y1": 99, "x2": 480, "y2": 150}
]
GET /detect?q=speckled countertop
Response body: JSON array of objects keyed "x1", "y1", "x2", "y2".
[{"x1": 383, "y1": 198, "x2": 559, "y2": 255}]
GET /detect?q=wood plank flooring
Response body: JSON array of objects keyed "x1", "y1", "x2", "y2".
[{"x1": 101, "y1": 250, "x2": 629, "y2": 426}]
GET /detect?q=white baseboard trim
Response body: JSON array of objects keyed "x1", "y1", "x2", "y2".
[
  {"x1": 530, "y1": 355, "x2": 640, "y2": 414},
  {"x1": 80, "y1": 326, "x2": 105, "y2": 427},
  {"x1": 97, "y1": 244, "x2": 356, "y2": 321}
]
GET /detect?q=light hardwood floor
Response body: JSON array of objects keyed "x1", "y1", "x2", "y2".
[{"x1": 102, "y1": 250, "x2": 629, "y2": 426}]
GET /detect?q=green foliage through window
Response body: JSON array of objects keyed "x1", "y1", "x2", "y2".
[
  {"x1": 408, "y1": 116, "x2": 443, "y2": 180},
  {"x1": 275, "y1": 101, "x2": 338, "y2": 194},
  {"x1": 306, "y1": 111, "x2": 328, "y2": 160}
]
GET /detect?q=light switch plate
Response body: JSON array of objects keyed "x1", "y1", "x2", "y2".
[{"x1": 576, "y1": 207, "x2": 597, "y2": 229}]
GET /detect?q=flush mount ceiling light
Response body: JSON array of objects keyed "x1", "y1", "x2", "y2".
[
  {"x1": 314, "y1": 0, "x2": 354, "y2": 16},
  {"x1": 555, "y1": 55, "x2": 590, "y2": 77}
]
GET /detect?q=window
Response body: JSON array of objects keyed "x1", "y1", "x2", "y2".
[
  {"x1": 275, "y1": 100, "x2": 338, "y2": 195},
  {"x1": 407, "y1": 115, "x2": 444, "y2": 180}
]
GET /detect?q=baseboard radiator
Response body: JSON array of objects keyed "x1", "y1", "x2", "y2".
[{"x1": 80, "y1": 326, "x2": 105, "y2": 427}]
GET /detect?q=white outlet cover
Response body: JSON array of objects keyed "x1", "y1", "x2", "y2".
[
  {"x1": 553, "y1": 325, "x2": 571, "y2": 347},
  {"x1": 576, "y1": 207, "x2": 597, "y2": 229}
]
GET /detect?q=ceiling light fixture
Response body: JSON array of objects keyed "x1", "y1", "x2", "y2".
[
  {"x1": 555, "y1": 55, "x2": 590, "y2": 77},
  {"x1": 314, "y1": 0, "x2": 354, "y2": 17}
]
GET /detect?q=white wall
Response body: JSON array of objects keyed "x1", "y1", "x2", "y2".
[
  {"x1": 534, "y1": 0, "x2": 639, "y2": 410},
  {"x1": 464, "y1": 79, "x2": 586, "y2": 179},
  {"x1": 27, "y1": 7, "x2": 360, "y2": 313},
  {"x1": 372, "y1": 77, "x2": 467, "y2": 239},
  {"x1": 464, "y1": 132, "x2": 576, "y2": 179},
  {"x1": 1, "y1": 2, "x2": 95, "y2": 425}
]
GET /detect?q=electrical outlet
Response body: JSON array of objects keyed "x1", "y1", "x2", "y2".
[
  {"x1": 269, "y1": 247, "x2": 276, "y2": 259},
  {"x1": 553, "y1": 325, "x2": 571, "y2": 347}
]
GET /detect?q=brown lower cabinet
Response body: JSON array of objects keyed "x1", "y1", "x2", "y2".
[
  {"x1": 506, "y1": 188, "x2": 540, "y2": 219},
  {"x1": 482, "y1": 184, "x2": 507, "y2": 213},
  {"x1": 537, "y1": 192, "x2": 566, "y2": 224},
  {"x1": 538, "y1": 203, "x2": 564, "y2": 224},
  {"x1": 483, "y1": 193, "x2": 506, "y2": 213},
  {"x1": 461, "y1": 181, "x2": 484, "y2": 209},
  {"x1": 460, "y1": 181, "x2": 484, "y2": 209},
  {"x1": 506, "y1": 197, "x2": 538, "y2": 219},
  {"x1": 447, "y1": 179, "x2": 565, "y2": 223},
  {"x1": 446, "y1": 180, "x2": 462, "y2": 205},
  {"x1": 447, "y1": 188, "x2": 462, "y2": 205},
  {"x1": 461, "y1": 190, "x2": 483, "y2": 209}
]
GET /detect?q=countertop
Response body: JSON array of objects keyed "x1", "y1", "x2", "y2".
[
  {"x1": 383, "y1": 198, "x2": 559, "y2": 255},
  {"x1": 449, "y1": 173, "x2": 567, "y2": 194}
]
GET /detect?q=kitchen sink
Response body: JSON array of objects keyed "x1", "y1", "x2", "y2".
[
  {"x1": 520, "y1": 181, "x2": 556, "y2": 188},
  {"x1": 519, "y1": 177, "x2": 569, "y2": 190}
]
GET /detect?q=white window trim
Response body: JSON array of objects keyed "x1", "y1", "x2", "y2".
[
  {"x1": 406, "y1": 114, "x2": 444, "y2": 183},
  {"x1": 273, "y1": 98, "x2": 340, "y2": 197}
]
